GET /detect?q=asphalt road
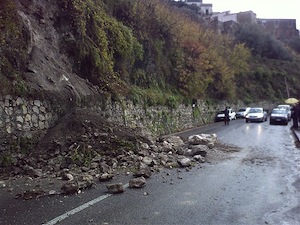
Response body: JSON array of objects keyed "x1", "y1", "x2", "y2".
[{"x1": 1, "y1": 119, "x2": 300, "y2": 225}]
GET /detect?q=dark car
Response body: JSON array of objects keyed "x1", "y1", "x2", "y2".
[
  {"x1": 269, "y1": 108, "x2": 289, "y2": 125},
  {"x1": 215, "y1": 110, "x2": 226, "y2": 122},
  {"x1": 277, "y1": 104, "x2": 291, "y2": 121}
]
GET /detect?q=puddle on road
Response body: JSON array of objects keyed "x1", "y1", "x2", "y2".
[{"x1": 241, "y1": 154, "x2": 276, "y2": 166}]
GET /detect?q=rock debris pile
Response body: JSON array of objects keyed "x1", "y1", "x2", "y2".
[{"x1": 0, "y1": 109, "x2": 225, "y2": 199}]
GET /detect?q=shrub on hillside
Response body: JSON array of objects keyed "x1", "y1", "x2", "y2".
[{"x1": 234, "y1": 23, "x2": 292, "y2": 61}]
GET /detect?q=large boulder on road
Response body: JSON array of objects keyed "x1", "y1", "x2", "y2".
[
  {"x1": 188, "y1": 134, "x2": 217, "y2": 148},
  {"x1": 184, "y1": 144, "x2": 209, "y2": 157}
]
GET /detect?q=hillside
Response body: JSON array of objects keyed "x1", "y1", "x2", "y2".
[
  {"x1": 1, "y1": 0, "x2": 300, "y2": 193},
  {"x1": 2, "y1": 0, "x2": 300, "y2": 107}
]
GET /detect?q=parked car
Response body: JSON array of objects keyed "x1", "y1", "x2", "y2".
[
  {"x1": 215, "y1": 108, "x2": 236, "y2": 122},
  {"x1": 269, "y1": 108, "x2": 289, "y2": 125},
  {"x1": 236, "y1": 107, "x2": 251, "y2": 118},
  {"x1": 277, "y1": 104, "x2": 291, "y2": 121},
  {"x1": 245, "y1": 107, "x2": 268, "y2": 123}
]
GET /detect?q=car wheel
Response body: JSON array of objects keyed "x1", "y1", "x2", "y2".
[{"x1": 246, "y1": 119, "x2": 249, "y2": 123}]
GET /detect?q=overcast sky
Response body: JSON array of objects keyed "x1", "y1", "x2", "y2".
[{"x1": 204, "y1": 0, "x2": 300, "y2": 30}]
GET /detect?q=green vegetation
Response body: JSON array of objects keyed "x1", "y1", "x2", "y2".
[
  {"x1": 0, "y1": 0, "x2": 29, "y2": 95},
  {"x1": 1, "y1": 0, "x2": 300, "y2": 104},
  {"x1": 71, "y1": 144, "x2": 97, "y2": 167},
  {"x1": 234, "y1": 23, "x2": 292, "y2": 61}
]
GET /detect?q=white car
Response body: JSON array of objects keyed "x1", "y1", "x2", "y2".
[
  {"x1": 215, "y1": 108, "x2": 236, "y2": 122},
  {"x1": 236, "y1": 107, "x2": 251, "y2": 118},
  {"x1": 245, "y1": 107, "x2": 268, "y2": 123}
]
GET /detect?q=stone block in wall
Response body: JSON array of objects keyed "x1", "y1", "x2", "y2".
[
  {"x1": 40, "y1": 106, "x2": 46, "y2": 113},
  {"x1": 34, "y1": 100, "x2": 41, "y2": 107},
  {"x1": 32, "y1": 106, "x2": 39, "y2": 114},
  {"x1": 22, "y1": 105, "x2": 28, "y2": 114},
  {"x1": 4, "y1": 107, "x2": 13, "y2": 116},
  {"x1": 39, "y1": 121, "x2": 45, "y2": 130},
  {"x1": 23, "y1": 123, "x2": 31, "y2": 131},
  {"x1": 32, "y1": 114, "x2": 38, "y2": 124},
  {"x1": 25, "y1": 114, "x2": 31, "y2": 122},
  {"x1": 16, "y1": 97, "x2": 23, "y2": 105},
  {"x1": 17, "y1": 124, "x2": 23, "y2": 131},
  {"x1": 4, "y1": 95, "x2": 13, "y2": 107},
  {"x1": 6, "y1": 124, "x2": 12, "y2": 134},
  {"x1": 39, "y1": 114, "x2": 45, "y2": 121},
  {"x1": 16, "y1": 116, "x2": 24, "y2": 123}
]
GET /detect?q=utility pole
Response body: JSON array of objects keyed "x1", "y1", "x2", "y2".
[{"x1": 284, "y1": 76, "x2": 290, "y2": 98}]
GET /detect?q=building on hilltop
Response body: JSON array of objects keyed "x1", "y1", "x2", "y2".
[
  {"x1": 184, "y1": 0, "x2": 212, "y2": 15},
  {"x1": 211, "y1": 11, "x2": 257, "y2": 24},
  {"x1": 185, "y1": 0, "x2": 202, "y2": 7},
  {"x1": 180, "y1": 0, "x2": 299, "y2": 39},
  {"x1": 237, "y1": 11, "x2": 257, "y2": 24},
  {"x1": 211, "y1": 11, "x2": 237, "y2": 23},
  {"x1": 210, "y1": 11, "x2": 257, "y2": 34},
  {"x1": 257, "y1": 19, "x2": 299, "y2": 41},
  {"x1": 200, "y1": 3, "x2": 213, "y2": 16}
]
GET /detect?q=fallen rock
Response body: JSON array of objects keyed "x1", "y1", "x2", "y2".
[
  {"x1": 193, "y1": 155, "x2": 205, "y2": 163},
  {"x1": 17, "y1": 188, "x2": 46, "y2": 200},
  {"x1": 61, "y1": 180, "x2": 79, "y2": 195},
  {"x1": 133, "y1": 168, "x2": 152, "y2": 178},
  {"x1": 188, "y1": 134, "x2": 217, "y2": 148},
  {"x1": 142, "y1": 156, "x2": 155, "y2": 166},
  {"x1": 99, "y1": 173, "x2": 114, "y2": 182},
  {"x1": 162, "y1": 136, "x2": 184, "y2": 147},
  {"x1": 23, "y1": 165, "x2": 43, "y2": 178},
  {"x1": 178, "y1": 157, "x2": 192, "y2": 167},
  {"x1": 185, "y1": 144, "x2": 209, "y2": 157},
  {"x1": 78, "y1": 174, "x2": 94, "y2": 189},
  {"x1": 129, "y1": 177, "x2": 146, "y2": 188},
  {"x1": 106, "y1": 183, "x2": 124, "y2": 194},
  {"x1": 61, "y1": 173, "x2": 74, "y2": 181}
]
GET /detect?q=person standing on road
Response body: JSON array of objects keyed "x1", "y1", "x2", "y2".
[
  {"x1": 291, "y1": 102, "x2": 300, "y2": 129},
  {"x1": 224, "y1": 106, "x2": 230, "y2": 125}
]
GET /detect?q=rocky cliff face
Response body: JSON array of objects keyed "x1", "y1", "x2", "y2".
[{"x1": 16, "y1": 0, "x2": 100, "y2": 104}]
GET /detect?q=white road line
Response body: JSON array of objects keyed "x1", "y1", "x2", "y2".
[{"x1": 43, "y1": 183, "x2": 129, "y2": 225}]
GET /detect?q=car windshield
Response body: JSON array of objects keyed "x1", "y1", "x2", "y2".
[
  {"x1": 218, "y1": 111, "x2": 225, "y2": 114},
  {"x1": 249, "y1": 108, "x2": 262, "y2": 113},
  {"x1": 278, "y1": 105, "x2": 290, "y2": 110},
  {"x1": 272, "y1": 109, "x2": 286, "y2": 114},
  {"x1": 238, "y1": 109, "x2": 246, "y2": 112}
]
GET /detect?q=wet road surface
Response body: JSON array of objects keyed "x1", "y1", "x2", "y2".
[{"x1": 1, "y1": 119, "x2": 300, "y2": 225}]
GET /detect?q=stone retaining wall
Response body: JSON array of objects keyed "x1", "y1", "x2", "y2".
[
  {"x1": 0, "y1": 94, "x2": 276, "y2": 142},
  {"x1": 0, "y1": 95, "x2": 55, "y2": 138},
  {"x1": 93, "y1": 100, "x2": 219, "y2": 135}
]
